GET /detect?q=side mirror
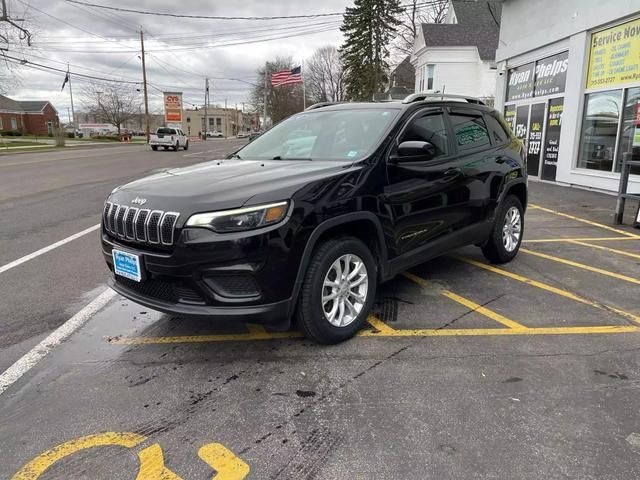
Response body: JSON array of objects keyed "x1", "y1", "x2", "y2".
[{"x1": 394, "y1": 141, "x2": 436, "y2": 162}]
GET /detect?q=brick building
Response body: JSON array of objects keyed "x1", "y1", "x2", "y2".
[{"x1": 0, "y1": 94, "x2": 60, "y2": 136}]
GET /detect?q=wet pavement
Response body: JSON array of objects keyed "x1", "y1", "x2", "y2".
[{"x1": 1, "y1": 182, "x2": 640, "y2": 479}]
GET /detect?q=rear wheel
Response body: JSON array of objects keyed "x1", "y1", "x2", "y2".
[
  {"x1": 481, "y1": 194, "x2": 524, "y2": 264},
  {"x1": 151, "y1": 145, "x2": 158, "y2": 151},
  {"x1": 174, "y1": 141, "x2": 179, "y2": 151},
  {"x1": 296, "y1": 237, "x2": 376, "y2": 344},
  {"x1": 163, "y1": 146, "x2": 168, "y2": 151}
]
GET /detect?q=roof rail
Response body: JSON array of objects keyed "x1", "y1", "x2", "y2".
[
  {"x1": 305, "y1": 102, "x2": 340, "y2": 111},
  {"x1": 402, "y1": 93, "x2": 486, "y2": 105}
]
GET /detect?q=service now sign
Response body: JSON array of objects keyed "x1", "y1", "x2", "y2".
[{"x1": 163, "y1": 92, "x2": 183, "y2": 123}]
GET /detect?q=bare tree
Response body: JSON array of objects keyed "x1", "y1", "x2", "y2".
[
  {"x1": 393, "y1": 0, "x2": 449, "y2": 58},
  {"x1": 80, "y1": 83, "x2": 142, "y2": 135},
  {"x1": 305, "y1": 46, "x2": 345, "y2": 104}
]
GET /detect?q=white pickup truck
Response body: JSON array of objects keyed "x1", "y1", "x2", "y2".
[{"x1": 149, "y1": 127, "x2": 188, "y2": 151}]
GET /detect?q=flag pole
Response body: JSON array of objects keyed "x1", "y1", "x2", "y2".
[
  {"x1": 302, "y1": 59, "x2": 306, "y2": 110},
  {"x1": 67, "y1": 63, "x2": 76, "y2": 136},
  {"x1": 263, "y1": 64, "x2": 268, "y2": 130}
]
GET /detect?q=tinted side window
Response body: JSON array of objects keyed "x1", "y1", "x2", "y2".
[
  {"x1": 449, "y1": 109, "x2": 491, "y2": 151},
  {"x1": 401, "y1": 111, "x2": 449, "y2": 158},
  {"x1": 484, "y1": 113, "x2": 510, "y2": 144}
]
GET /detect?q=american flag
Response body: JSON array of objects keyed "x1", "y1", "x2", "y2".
[{"x1": 271, "y1": 66, "x2": 303, "y2": 87}]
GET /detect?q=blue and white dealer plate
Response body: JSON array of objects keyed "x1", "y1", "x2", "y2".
[{"x1": 112, "y1": 249, "x2": 142, "y2": 282}]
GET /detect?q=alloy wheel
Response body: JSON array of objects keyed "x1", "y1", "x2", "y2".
[
  {"x1": 502, "y1": 206, "x2": 522, "y2": 252},
  {"x1": 322, "y1": 254, "x2": 368, "y2": 327}
]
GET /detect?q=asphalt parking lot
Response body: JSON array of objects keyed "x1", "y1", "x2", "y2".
[{"x1": 1, "y1": 146, "x2": 640, "y2": 478}]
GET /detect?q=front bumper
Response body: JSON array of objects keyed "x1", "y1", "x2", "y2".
[{"x1": 102, "y1": 221, "x2": 304, "y2": 325}]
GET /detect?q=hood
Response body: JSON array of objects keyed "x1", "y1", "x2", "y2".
[{"x1": 109, "y1": 158, "x2": 354, "y2": 215}]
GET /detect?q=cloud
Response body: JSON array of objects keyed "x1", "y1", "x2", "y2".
[{"x1": 4, "y1": 0, "x2": 350, "y2": 121}]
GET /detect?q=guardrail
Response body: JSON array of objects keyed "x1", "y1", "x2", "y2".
[{"x1": 614, "y1": 151, "x2": 640, "y2": 227}]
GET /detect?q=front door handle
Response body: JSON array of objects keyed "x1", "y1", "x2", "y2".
[{"x1": 444, "y1": 168, "x2": 461, "y2": 176}]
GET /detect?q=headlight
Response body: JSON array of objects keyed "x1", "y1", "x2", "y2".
[{"x1": 185, "y1": 201, "x2": 289, "y2": 232}]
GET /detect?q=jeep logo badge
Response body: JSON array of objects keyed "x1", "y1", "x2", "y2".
[{"x1": 131, "y1": 197, "x2": 147, "y2": 206}]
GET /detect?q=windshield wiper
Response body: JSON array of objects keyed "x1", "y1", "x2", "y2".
[{"x1": 228, "y1": 153, "x2": 242, "y2": 159}]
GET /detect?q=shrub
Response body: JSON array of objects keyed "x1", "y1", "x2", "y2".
[{"x1": 0, "y1": 130, "x2": 23, "y2": 136}]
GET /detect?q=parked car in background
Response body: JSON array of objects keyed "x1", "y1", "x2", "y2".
[
  {"x1": 206, "y1": 131, "x2": 224, "y2": 138},
  {"x1": 236, "y1": 131, "x2": 249, "y2": 138},
  {"x1": 101, "y1": 94, "x2": 527, "y2": 344},
  {"x1": 149, "y1": 127, "x2": 188, "y2": 151}
]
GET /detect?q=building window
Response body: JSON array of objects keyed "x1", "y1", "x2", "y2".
[
  {"x1": 615, "y1": 87, "x2": 640, "y2": 175},
  {"x1": 11, "y1": 117, "x2": 17, "y2": 130},
  {"x1": 577, "y1": 90, "x2": 622, "y2": 172},
  {"x1": 0, "y1": 117, "x2": 3, "y2": 130},
  {"x1": 426, "y1": 64, "x2": 435, "y2": 90},
  {"x1": 418, "y1": 66, "x2": 424, "y2": 91}
]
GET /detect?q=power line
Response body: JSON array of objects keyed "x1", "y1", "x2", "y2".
[
  {"x1": 2, "y1": 54, "x2": 141, "y2": 84},
  {"x1": 63, "y1": 0, "x2": 441, "y2": 20}
]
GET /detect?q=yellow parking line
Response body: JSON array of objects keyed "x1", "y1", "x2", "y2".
[
  {"x1": 111, "y1": 331, "x2": 304, "y2": 345},
  {"x1": 523, "y1": 236, "x2": 640, "y2": 243},
  {"x1": 111, "y1": 323, "x2": 640, "y2": 345},
  {"x1": 566, "y1": 240, "x2": 640, "y2": 260},
  {"x1": 520, "y1": 248, "x2": 640, "y2": 286},
  {"x1": 529, "y1": 204, "x2": 639, "y2": 237},
  {"x1": 360, "y1": 325, "x2": 639, "y2": 337},
  {"x1": 401, "y1": 271, "x2": 528, "y2": 330},
  {"x1": 456, "y1": 256, "x2": 640, "y2": 325}
]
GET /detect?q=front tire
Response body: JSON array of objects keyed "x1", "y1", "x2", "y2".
[
  {"x1": 174, "y1": 141, "x2": 179, "y2": 151},
  {"x1": 183, "y1": 141, "x2": 189, "y2": 151},
  {"x1": 481, "y1": 194, "x2": 524, "y2": 264},
  {"x1": 295, "y1": 237, "x2": 376, "y2": 344}
]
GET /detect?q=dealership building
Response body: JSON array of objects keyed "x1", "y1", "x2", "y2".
[{"x1": 495, "y1": 0, "x2": 640, "y2": 193}]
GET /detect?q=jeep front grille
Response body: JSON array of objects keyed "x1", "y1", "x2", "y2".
[{"x1": 103, "y1": 202, "x2": 180, "y2": 246}]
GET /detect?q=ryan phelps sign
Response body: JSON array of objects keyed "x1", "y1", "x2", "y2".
[
  {"x1": 587, "y1": 17, "x2": 640, "y2": 89},
  {"x1": 506, "y1": 52, "x2": 568, "y2": 102}
]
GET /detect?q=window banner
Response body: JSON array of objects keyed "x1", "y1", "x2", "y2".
[
  {"x1": 504, "y1": 104, "x2": 516, "y2": 131},
  {"x1": 587, "y1": 17, "x2": 640, "y2": 89},
  {"x1": 542, "y1": 98, "x2": 564, "y2": 181},
  {"x1": 534, "y1": 51, "x2": 568, "y2": 97},
  {"x1": 527, "y1": 103, "x2": 545, "y2": 177},
  {"x1": 506, "y1": 63, "x2": 535, "y2": 102}
]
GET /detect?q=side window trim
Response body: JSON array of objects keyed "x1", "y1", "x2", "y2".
[
  {"x1": 390, "y1": 107, "x2": 456, "y2": 162},
  {"x1": 482, "y1": 112, "x2": 509, "y2": 147},
  {"x1": 446, "y1": 106, "x2": 493, "y2": 155}
]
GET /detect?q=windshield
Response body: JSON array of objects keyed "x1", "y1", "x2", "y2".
[
  {"x1": 157, "y1": 128, "x2": 176, "y2": 134},
  {"x1": 236, "y1": 108, "x2": 399, "y2": 161}
]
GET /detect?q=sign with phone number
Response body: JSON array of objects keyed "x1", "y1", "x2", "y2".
[{"x1": 587, "y1": 17, "x2": 640, "y2": 89}]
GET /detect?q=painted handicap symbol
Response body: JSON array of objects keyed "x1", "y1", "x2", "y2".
[{"x1": 11, "y1": 431, "x2": 249, "y2": 480}]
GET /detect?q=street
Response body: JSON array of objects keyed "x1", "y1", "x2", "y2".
[
  {"x1": 1, "y1": 142, "x2": 640, "y2": 479},
  {"x1": 0, "y1": 139, "x2": 246, "y2": 371}
]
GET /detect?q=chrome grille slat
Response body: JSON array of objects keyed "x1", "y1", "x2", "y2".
[{"x1": 104, "y1": 203, "x2": 179, "y2": 246}]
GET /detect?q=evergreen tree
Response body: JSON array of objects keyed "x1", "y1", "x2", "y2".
[{"x1": 340, "y1": 0, "x2": 402, "y2": 101}]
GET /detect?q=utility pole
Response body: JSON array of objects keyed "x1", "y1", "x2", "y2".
[
  {"x1": 203, "y1": 78, "x2": 209, "y2": 141},
  {"x1": 67, "y1": 63, "x2": 76, "y2": 136},
  {"x1": 140, "y1": 30, "x2": 150, "y2": 143},
  {"x1": 224, "y1": 98, "x2": 227, "y2": 138}
]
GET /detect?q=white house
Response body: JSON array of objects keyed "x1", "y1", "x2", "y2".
[{"x1": 411, "y1": 0, "x2": 501, "y2": 103}]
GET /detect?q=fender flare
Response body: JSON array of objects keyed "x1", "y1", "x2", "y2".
[
  {"x1": 287, "y1": 212, "x2": 388, "y2": 318},
  {"x1": 498, "y1": 177, "x2": 528, "y2": 209}
]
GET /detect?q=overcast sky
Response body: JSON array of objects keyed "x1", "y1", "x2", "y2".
[{"x1": 3, "y1": 0, "x2": 353, "y2": 122}]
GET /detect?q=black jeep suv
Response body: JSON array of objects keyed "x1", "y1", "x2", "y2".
[{"x1": 102, "y1": 94, "x2": 527, "y2": 344}]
